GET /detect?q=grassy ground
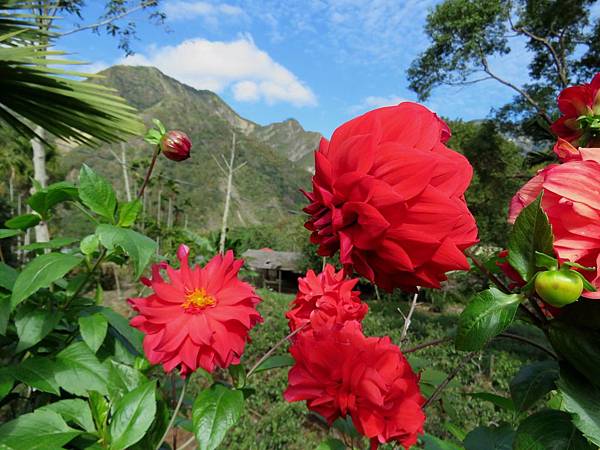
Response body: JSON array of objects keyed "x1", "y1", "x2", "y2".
[{"x1": 178, "y1": 289, "x2": 550, "y2": 450}]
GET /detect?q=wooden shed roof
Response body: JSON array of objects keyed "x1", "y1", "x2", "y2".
[{"x1": 242, "y1": 249, "x2": 302, "y2": 271}]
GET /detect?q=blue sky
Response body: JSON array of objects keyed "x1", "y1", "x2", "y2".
[{"x1": 59, "y1": 0, "x2": 544, "y2": 137}]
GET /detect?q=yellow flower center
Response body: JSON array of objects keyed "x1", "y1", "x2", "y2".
[{"x1": 182, "y1": 288, "x2": 216, "y2": 312}]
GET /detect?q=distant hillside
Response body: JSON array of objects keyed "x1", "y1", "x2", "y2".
[{"x1": 61, "y1": 65, "x2": 321, "y2": 230}]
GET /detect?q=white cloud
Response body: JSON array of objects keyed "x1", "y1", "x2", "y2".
[
  {"x1": 120, "y1": 36, "x2": 317, "y2": 107},
  {"x1": 349, "y1": 94, "x2": 411, "y2": 114},
  {"x1": 164, "y1": 1, "x2": 243, "y2": 21}
]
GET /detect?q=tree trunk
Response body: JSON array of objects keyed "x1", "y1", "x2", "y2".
[
  {"x1": 120, "y1": 143, "x2": 132, "y2": 202},
  {"x1": 31, "y1": 127, "x2": 50, "y2": 243},
  {"x1": 219, "y1": 133, "x2": 236, "y2": 254}
]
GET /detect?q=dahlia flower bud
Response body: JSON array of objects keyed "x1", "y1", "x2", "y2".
[{"x1": 160, "y1": 130, "x2": 192, "y2": 161}]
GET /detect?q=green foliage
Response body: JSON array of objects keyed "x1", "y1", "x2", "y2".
[
  {"x1": 463, "y1": 423, "x2": 515, "y2": 450},
  {"x1": 455, "y1": 288, "x2": 523, "y2": 351},
  {"x1": 192, "y1": 384, "x2": 245, "y2": 450},
  {"x1": 513, "y1": 410, "x2": 593, "y2": 450},
  {"x1": 509, "y1": 360, "x2": 559, "y2": 411}
]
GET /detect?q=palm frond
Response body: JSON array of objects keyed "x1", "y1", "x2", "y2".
[{"x1": 0, "y1": 1, "x2": 144, "y2": 146}]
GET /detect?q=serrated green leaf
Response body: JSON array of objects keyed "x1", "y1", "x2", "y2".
[
  {"x1": 455, "y1": 288, "x2": 523, "y2": 351},
  {"x1": 27, "y1": 182, "x2": 78, "y2": 217},
  {"x1": 107, "y1": 360, "x2": 148, "y2": 401},
  {"x1": 96, "y1": 224, "x2": 156, "y2": 278},
  {"x1": 535, "y1": 251, "x2": 558, "y2": 271},
  {"x1": 0, "y1": 409, "x2": 80, "y2": 450},
  {"x1": 508, "y1": 194, "x2": 554, "y2": 281},
  {"x1": 117, "y1": 199, "x2": 141, "y2": 227},
  {"x1": 0, "y1": 264, "x2": 17, "y2": 294},
  {"x1": 15, "y1": 305, "x2": 62, "y2": 352},
  {"x1": 38, "y1": 399, "x2": 95, "y2": 433},
  {"x1": 15, "y1": 357, "x2": 60, "y2": 395},
  {"x1": 0, "y1": 370, "x2": 14, "y2": 403},
  {"x1": 78, "y1": 165, "x2": 117, "y2": 221},
  {"x1": 10, "y1": 252, "x2": 82, "y2": 310},
  {"x1": 90, "y1": 306, "x2": 143, "y2": 355},
  {"x1": 55, "y1": 341, "x2": 109, "y2": 396},
  {"x1": 558, "y1": 367, "x2": 600, "y2": 446},
  {"x1": 192, "y1": 384, "x2": 245, "y2": 450},
  {"x1": 510, "y1": 360, "x2": 559, "y2": 411},
  {"x1": 78, "y1": 312, "x2": 108, "y2": 353},
  {"x1": 5, "y1": 213, "x2": 40, "y2": 230},
  {"x1": 109, "y1": 381, "x2": 157, "y2": 450}
]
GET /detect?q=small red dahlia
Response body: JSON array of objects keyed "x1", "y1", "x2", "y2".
[
  {"x1": 286, "y1": 264, "x2": 367, "y2": 333},
  {"x1": 284, "y1": 322, "x2": 425, "y2": 449},
  {"x1": 128, "y1": 245, "x2": 262, "y2": 376}
]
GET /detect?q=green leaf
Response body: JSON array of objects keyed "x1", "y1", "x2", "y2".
[
  {"x1": 557, "y1": 367, "x2": 600, "y2": 446},
  {"x1": 109, "y1": 380, "x2": 157, "y2": 450},
  {"x1": 192, "y1": 384, "x2": 245, "y2": 450},
  {"x1": 15, "y1": 305, "x2": 62, "y2": 352},
  {"x1": 89, "y1": 391, "x2": 109, "y2": 438},
  {"x1": 80, "y1": 234, "x2": 100, "y2": 256},
  {"x1": 5, "y1": 213, "x2": 40, "y2": 230},
  {"x1": 455, "y1": 288, "x2": 523, "y2": 351},
  {"x1": 535, "y1": 251, "x2": 558, "y2": 271},
  {"x1": 0, "y1": 263, "x2": 18, "y2": 292},
  {"x1": 513, "y1": 409, "x2": 593, "y2": 450},
  {"x1": 463, "y1": 424, "x2": 515, "y2": 450},
  {"x1": 228, "y1": 364, "x2": 246, "y2": 389},
  {"x1": 510, "y1": 360, "x2": 559, "y2": 411},
  {"x1": 10, "y1": 252, "x2": 82, "y2": 310},
  {"x1": 91, "y1": 306, "x2": 143, "y2": 355},
  {"x1": 252, "y1": 354, "x2": 295, "y2": 373},
  {"x1": 38, "y1": 399, "x2": 95, "y2": 433},
  {"x1": 55, "y1": 341, "x2": 109, "y2": 396},
  {"x1": 117, "y1": 199, "x2": 141, "y2": 227},
  {"x1": 27, "y1": 182, "x2": 78, "y2": 218},
  {"x1": 0, "y1": 409, "x2": 80, "y2": 450},
  {"x1": 508, "y1": 194, "x2": 554, "y2": 281},
  {"x1": 332, "y1": 415, "x2": 360, "y2": 439},
  {"x1": 96, "y1": 224, "x2": 157, "y2": 278},
  {"x1": 78, "y1": 165, "x2": 117, "y2": 221},
  {"x1": 78, "y1": 312, "x2": 108, "y2": 353},
  {"x1": 421, "y1": 434, "x2": 464, "y2": 450},
  {"x1": 0, "y1": 228, "x2": 21, "y2": 239},
  {"x1": 0, "y1": 370, "x2": 13, "y2": 403},
  {"x1": 107, "y1": 360, "x2": 148, "y2": 401},
  {"x1": 466, "y1": 392, "x2": 515, "y2": 411},
  {"x1": 19, "y1": 237, "x2": 78, "y2": 251},
  {"x1": 15, "y1": 357, "x2": 60, "y2": 395},
  {"x1": 316, "y1": 438, "x2": 346, "y2": 450}
]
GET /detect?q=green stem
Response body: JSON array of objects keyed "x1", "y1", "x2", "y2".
[
  {"x1": 71, "y1": 201, "x2": 98, "y2": 224},
  {"x1": 138, "y1": 145, "x2": 160, "y2": 200},
  {"x1": 155, "y1": 378, "x2": 188, "y2": 450},
  {"x1": 64, "y1": 248, "x2": 106, "y2": 309},
  {"x1": 247, "y1": 323, "x2": 308, "y2": 378}
]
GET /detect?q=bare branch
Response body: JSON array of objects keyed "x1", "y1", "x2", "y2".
[
  {"x1": 513, "y1": 25, "x2": 568, "y2": 88},
  {"x1": 211, "y1": 154, "x2": 227, "y2": 175},
  {"x1": 400, "y1": 288, "x2": 420, "y2": 341},
  {"x1": 478, "y1": 49, "x2": 553, "y2": 125},
  {"x1": 233, "y1": 161, "x2": 247, "y2": 172},
  {"x1": 58, "y1": 1, "x2": 157, "y2": 37}
]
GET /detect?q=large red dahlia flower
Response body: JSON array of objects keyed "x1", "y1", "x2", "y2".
[
  {"x1": 128, "y1": 245, "x2": 262, "y2": 376},
  {"x1": 509, "y1": 146, "x2": 600, "y2": 298},
  {"x1": 286, "y1": 264, "x2": 367, "y2": 332},
  {"x1": 303, "y1": 102, "x2": 478, "y2": 291},
  {"x1": 551, "y1": 73, "x2": 600, "y2": 146},
  {"x1": 284, "y1": 322, "x2": 425, "y2": 449}
]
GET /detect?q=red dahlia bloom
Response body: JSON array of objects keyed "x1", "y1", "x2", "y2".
[
  {"x1": 284, "y1": 322, "x2": 425, "y2": 449},
  {"x1": 551, "y1": 73, "x2": 600, "y2": 146},
  {"x1": 509, "y1": 147, "x2": 600, "y2": 299},
  {"x1": 286, "y1": 264, "x2": 368, "y2": 332},
  {"x1": 303, "y1": 102, "x2": 478, "y2": 291},
  {"x1": 128, "y1": 246, "x2": 262, "y2": 376}
]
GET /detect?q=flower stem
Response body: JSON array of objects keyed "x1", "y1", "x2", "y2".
[
  {"x1": 403, "y1": 337, "x2": 453, "y2": 354},
  {"x1": 64, "y1": 248, "x2": 106, "y2": 309},
  {"x1": 247, "y1": 323, "x2": 308, "y2": 378},
  {"x1": 423, "y1": 351, "x2": 477, "y2": 409},
  {"x1": 155, "y1": 378, "x2": 188, "y2": 450},
  {"x1": 138, "y1": 144, "x2": 160, "y2": 200}
]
